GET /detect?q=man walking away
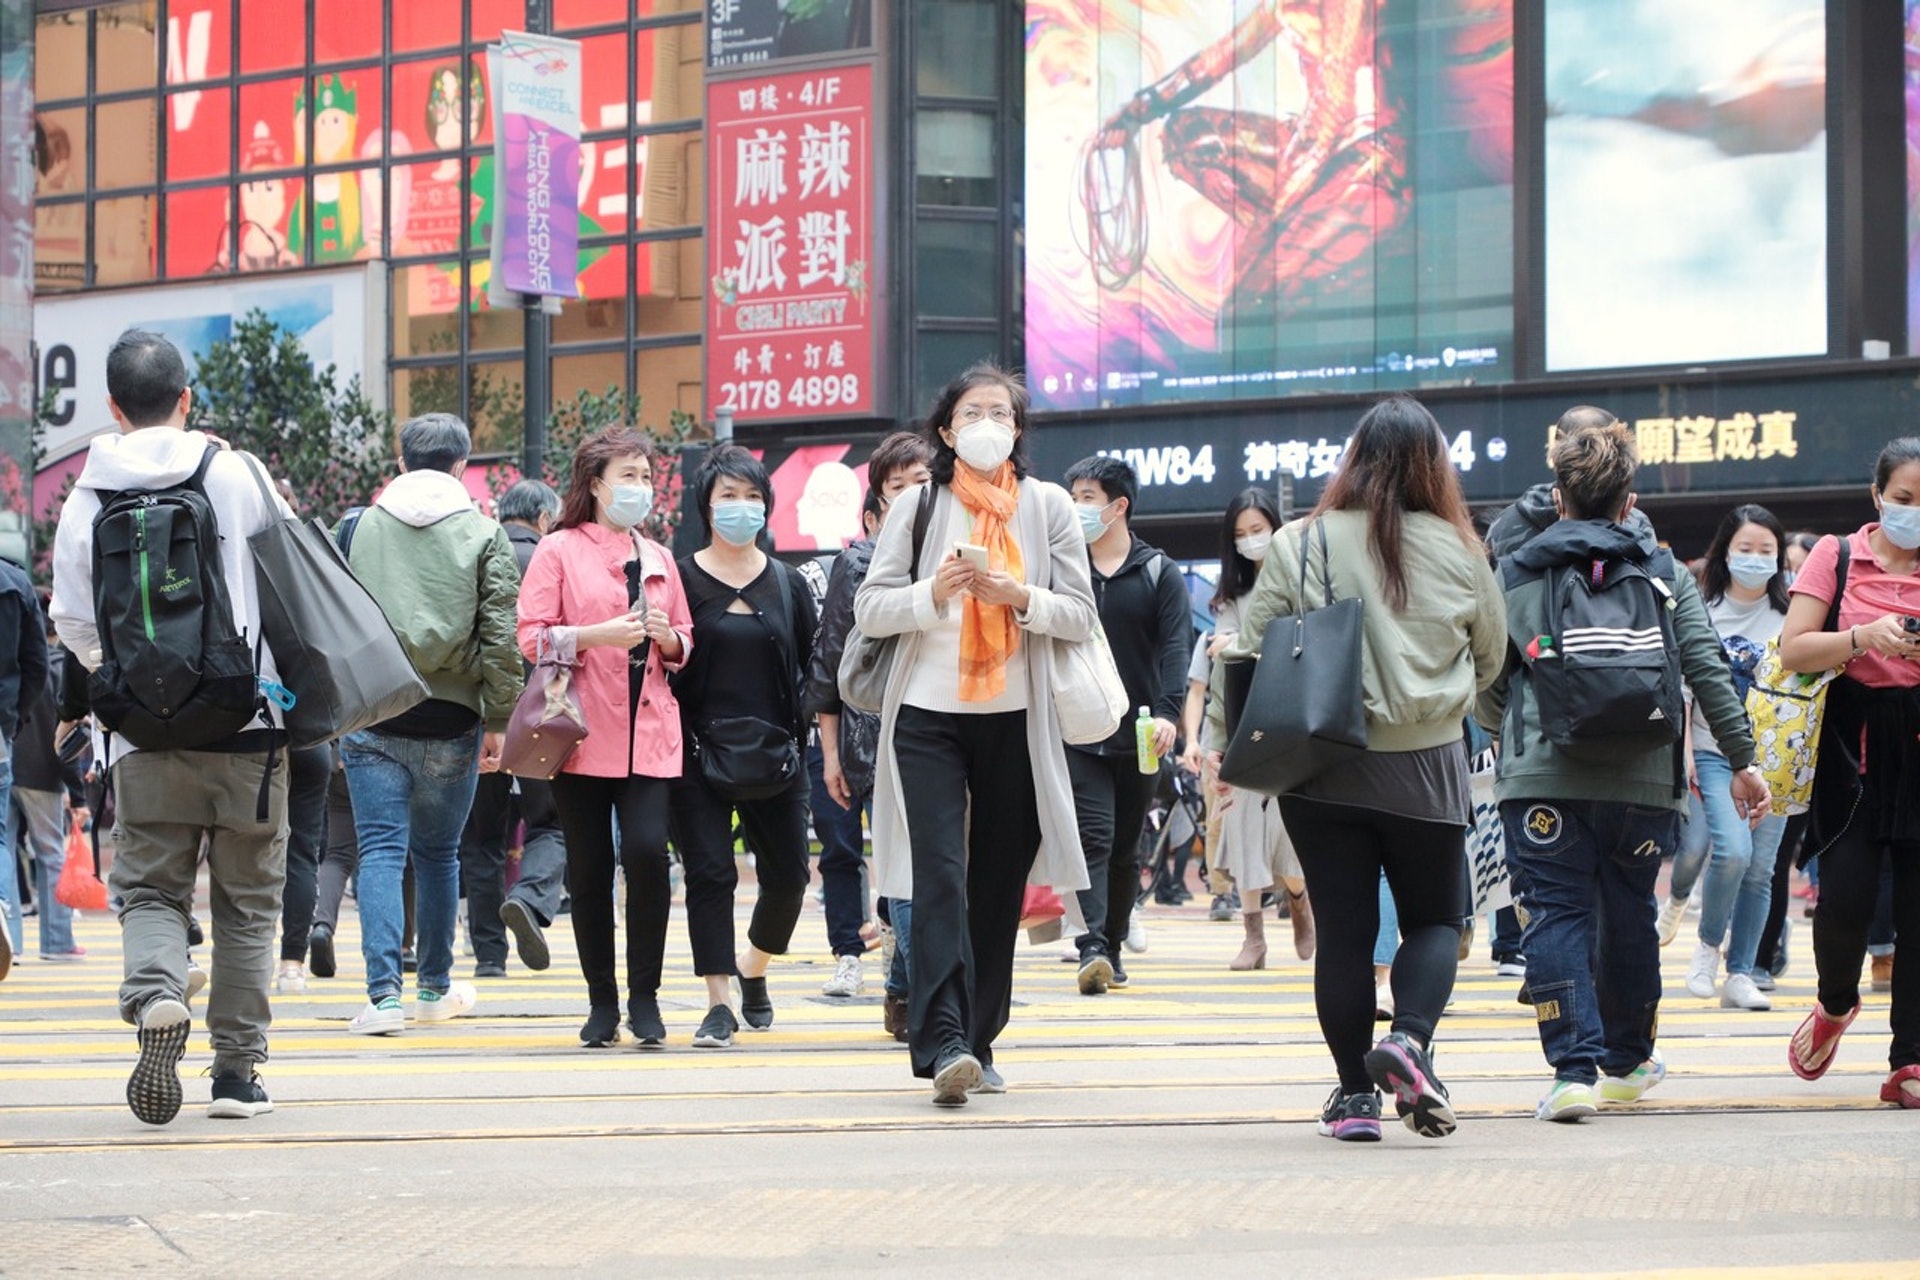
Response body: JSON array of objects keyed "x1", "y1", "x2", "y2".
[
  {"x1": 1063, "y1": 455, "x2": 1190, "y2": 994},
  {"x1": 50, "y1": 329, "x2": 290, "y2": 1124},
  {"x1": 338, "y1": 414, "x2": 522, "y2": 1035},
  {"x1": 0, "y1": 556, "x2": 47, "y2": 964}
]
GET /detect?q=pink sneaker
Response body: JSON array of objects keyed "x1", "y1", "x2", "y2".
[
  {"x1": 1880, "y1": 1065, "x2": 1920, "y2": 1109},
  {"x1": 1788, "y1": 1002, "x2": 1860, "y2": 1081}
]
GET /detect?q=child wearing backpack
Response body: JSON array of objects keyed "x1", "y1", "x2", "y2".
[{"x1": 1478, "y1": 407, "x2": 1771, "y2": 1122}]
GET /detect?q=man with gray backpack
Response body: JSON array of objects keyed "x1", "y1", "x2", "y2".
[
  {"x1": 1479, "y1": 407, "x2": 1771, "y2": 1123},
  {"x1": 49, "y1": 329, "x2": 293, "y2": 1126}
]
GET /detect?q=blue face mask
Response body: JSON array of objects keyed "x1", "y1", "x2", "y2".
[
  {"x1": 711, "y1": 498, "x2": 767, "y2": 547},
  {"x1": 1726, "y1": 553, "x2": 1776, "y2": 590},
  {"x1": 1075, "y1": 503, "x2": 1113, "y2": 542},
  {"x1": 1881, "y1": 500, "x2": 1920, "y2": 551},
  {"x1": 602, "y1": 483, "x2": 653, "y2": 529}
]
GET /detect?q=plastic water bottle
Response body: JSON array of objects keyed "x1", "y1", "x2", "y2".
[{"x1": 1135, "y1": 705, "x2": 1159, "y2": 775}]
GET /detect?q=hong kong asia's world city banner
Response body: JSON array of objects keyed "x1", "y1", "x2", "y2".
[{"x1": 489, "y1": 30, "x2": 584, "y2": 301}]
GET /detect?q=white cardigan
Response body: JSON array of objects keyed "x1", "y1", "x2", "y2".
[{"x1": 854, "y1": 476, "x2": 1098, "y2": 900}]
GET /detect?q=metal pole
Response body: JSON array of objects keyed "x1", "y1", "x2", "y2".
[
  {"x1": 520, "y1": 0, "x2": 553, "y2": 480},
  {"x1": 714, "y1": 407, "x2": 734, "y2": 442}
]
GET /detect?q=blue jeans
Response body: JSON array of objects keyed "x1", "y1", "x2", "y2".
[
  {"x1": 342, "y1": 726, "x2": 482, "y2": 1002},
  {"x1": 1687, "y1": 751, "x2": 1785, "y2": 976},
  {"x1": 809, "y1": 738, "x2": 869, "y2": 957},
  {"x1": 885, "y1": 896, "x2": 913, "y2": 997},
  {"x1": 0, "y1": 754, "x2": 18, "y2": 956},
  {"x1": 16, "y1": 788, "x2": 76, "y2": 954},
  {"x1": 1503, "y1": 799, "x2": 1678, "y2": 1085},
  {"x1": 1373, "y1": 873, "x2": 1398, "y2": 969}
]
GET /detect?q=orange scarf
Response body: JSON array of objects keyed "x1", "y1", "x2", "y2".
[{"x1": 949, "y1": 461, "x2": 1025, "y2": 701}]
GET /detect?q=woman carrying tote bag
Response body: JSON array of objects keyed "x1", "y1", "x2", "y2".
[
  {"x1": 856, "y1": 361, "x2": 1098, "y2": 1107},
  {"x1": 1206, "y1": 396, "x2": 1506, "y2": 1144},
  {"x1": 516, "y1": 427, "x2": 693, "y2": 1050}
]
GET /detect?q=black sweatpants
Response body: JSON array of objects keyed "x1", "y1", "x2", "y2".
[
  {"x1": 894, "y1": 705, "x2": 1041, "y2": 1078},
  {"x1": 278, "y1": 744, "x2": 332, "y2": 962},
  {"x1": 1279, "y1": 795, "x2": 1467, "y2": 1093},
  {"x1": 1812, "y1": 814, "x2": 1920, "y2": 1069},
  {"x1": 668, "y1": 772, "x2": 810, "y2": 975},
  {"x1": 550, "y1": 772, "x2": 673, "y2": 1010},
  {"x1": 1067, "y1": 748, "x2": 1154, "y2": 960},
  {"x1": 1756, "y1": 811, "x2": 1809, "y2": 976}
]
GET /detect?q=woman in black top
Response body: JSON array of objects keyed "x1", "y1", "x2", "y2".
[{"x1": 670, "y1": 445, "x2": 816, "y2": 1048}]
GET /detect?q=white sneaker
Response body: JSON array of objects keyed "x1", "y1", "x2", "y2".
[
  {"x1": 1656, "y1": 895, "x2": 1689, "y2": 947},
  {"x1": 1720, "y1": 972, "x2": 1772, "y2": 1011},
  {"x1": 1374, "y1": 982, "x2": 1394, "y2": 1021},
  {"x1": 414, "y1": 980, "x2": 478, "y2": 1023},
  {"x1": 185, "y1": 962, "x2": 209, "y2": 1005},
  {"x1": 273, "y1": 960, "x2": 307, "y2": 995},
  {"x1": 1125, "y1": 905, "x2": 1148, "y2": 954},
  {"x1": 1685, "y1": 941, "x2": 1720, "y2": 999},
  {"x1": 821, "y1": 953, "x2": 864, "y2": 997},
  {"x1": 349, "y1": 998, "x2": 405, "y2": 1036}
]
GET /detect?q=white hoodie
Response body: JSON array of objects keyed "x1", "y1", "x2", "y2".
[
  {"x1": 49, "y1": 427, "x2": 293, "y2": 758},
  {"x1": 371, "y1": 467, "x2": 474, "y2": 527}
]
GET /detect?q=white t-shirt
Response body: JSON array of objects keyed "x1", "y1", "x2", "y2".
[{"x1": 1688, "y1": 590, "x2": 1785, "y2": 760}]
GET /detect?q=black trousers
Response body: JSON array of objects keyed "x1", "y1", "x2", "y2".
[
  {"x1": 1756, "y1": 811, "x2": 1809, "y2": 974},
  {"x1": 315, "y1": 766, "x2": 412, "y2": 949},
  {"x1": 1279, "y1": 795, "x2": 1466, "y2": 1093},
  {"x1": 669, "y1": 771, "x2": 810, "y2": 976},
  {"x1": 895, "y1": 705, "x2": 1041, "y2": 1078},
  {"x1": 278, "y1": 744, "x2": 332, "y2": 962},
  {"x1": 1067, "y1": 748, "x2": 1153, "y2": 959},
  {"x1": 1813, "y1": 813, "x2": 1920, "y2": 1070},
  {"x1": 549, "y1": 772, "x2": 673, "y2": 1009}
]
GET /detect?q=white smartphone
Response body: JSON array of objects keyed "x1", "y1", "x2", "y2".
[{"x1": 954, "y1": 542, "x2": 990, "y2": 572}]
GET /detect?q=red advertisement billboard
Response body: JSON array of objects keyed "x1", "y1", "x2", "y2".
[{"x1": 705, "y1": 63, "x2": 874, "y2": 424}]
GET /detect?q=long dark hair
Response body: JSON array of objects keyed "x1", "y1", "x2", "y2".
[
  {"x1": 922, "y1": 361, "x2": 1032, "y2": 486},
  {"x1": 1700, "y1": 502, "x2": 1790, "y2": 613},
  {"x1": 1307, "y1": 396, "x2": 1477, "y2": 611},
  {"x1": 1213, "y1": 487, "x2": 1282, "y2": 611},
  {"x1": 556, "y1": 426, "x2": 653, "y2": 531}
]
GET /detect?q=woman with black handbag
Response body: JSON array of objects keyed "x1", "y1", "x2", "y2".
[
  {"x1": 1207, "y1": 397, "x2": 1506, "y2": 1143},
  {"x1": 517, "y1": 427, "x2": 692, "y2": 1049},
  {"x1": 856, "y1": 362, "x2": 1098, "y2": 1106},
  {"x1": 670, "y1": 445, "x2": 817, "y2": 1049}
]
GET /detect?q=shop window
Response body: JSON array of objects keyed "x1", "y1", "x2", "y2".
[
  {"x1": 630, "y1": 126, "x2": 702, "y2": 233},
  {"x1": 239, "y1": 0, "x2": 307, "y2": 73},
  {"x1": 35, "y1": 12, "x2": 88, "y2": 103},
  {"x1": 161, "y1": 0, "x2": 234, "y2": 87},
  {"x1": 637, "y1": 1, "x2": 703, "y2": 17},
  {"x1": 394, "y1": 261, "x2": 466, "y2": 358},
  {"x1": 95, "y1": 1, "x2": 160, "y2": 95},
  {"x1": 557, "y1": 0, "x2": 633, "y2": 32},
  {"x1": 34, "y1": 200, "x2": 87, "y2": 294},
  {"x1": 916, "y1": 110, "x2": 994, "y2": 208},
  {"x1": 393, "y1": 0, "x2": 462, "y2": 55},
  {"x1": 393, "y1": 362, "x2": 466, "y2": 423},
  {"x1": 471, "y1": 0, "x2": 531, "y2": 46},
  {"x1": 227, "y1": 168, "x2": 304, "y2": 272},
  {"x1": 94, "y1": 195, "x2": 159, "y2": 287},
  {"x1": 391, "y1": 55, "x2": 487, "y2": 158},
  {"x1": 636, "y1": 24, "x2": 703, "y2": 129},
  {"x1": 466, "y1": 359, "x2": 529, "y2": 455},
  {"x1": 389, "y1": 160, "x2": 471, "y2": 260},
  {"x1": 633, "y1": 341, "x2": 703, "y2": 422},
  {"x1": 166, "y1": 185, "x2": 235, "y2": 278},
  {"x1": 916, "y1": 219, "x2": 997, "y2": 319},
  {"x1": 469, "y1": 290, "x2": 525, "y2": 354},
  {"x1": 32, "y1": 107, "x2": 85, "y2": 203},
  {"x1": 316, "y1": 4, "x2": 383, "y2": 66},
  {"x1": 96, "y1": 99, "x2": 159, "y2": 191},
  {"x1": 916, "y1": 0, "x2": 998, "y2": 99},
  {"x1": 633, "y1": 235, "x2": 704, "y2": 336},
  {"x1": 552, "y1": 351, "x2": 631, "y2": 409},
  {"x1": 915, "y1": 330, "x2": 998, "y2": 410},
  {"x1": 165, "y1": 87, "x2": 234, "y2": 183},
  {"x1": 302, "y1": 166, "x2": 381, "y2": 265}
]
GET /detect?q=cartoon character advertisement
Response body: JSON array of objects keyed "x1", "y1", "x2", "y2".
[{"x1": 1025, "y1": 0, "x2": 1513, "y2": 412}]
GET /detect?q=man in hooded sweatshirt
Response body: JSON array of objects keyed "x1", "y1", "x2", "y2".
[
  {"x1": 50, "y1": 329, "x2": 292, "y2": 1124},
  {"x1": 337, "y1": 413, "x2": 522, "y2": 1037}
]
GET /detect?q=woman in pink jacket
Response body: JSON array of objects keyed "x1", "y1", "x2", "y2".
[{"x1": 517, "y1": 427, "x2": 694, "y2": 1048}]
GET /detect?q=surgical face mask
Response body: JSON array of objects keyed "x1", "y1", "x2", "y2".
[
  {"x1": 1235, "y1": 534, "x2": 1271, "y2": 562},
  {"x1": 1076, "y1": 503, "x2": 1113, "y2": 542},
  {"x1": 1881, "y1": 500, "x2": 1920, "y2": 550},
  {"x1": 953, "y1": 421, "x2": 1016, "y2": 472},
  {"x1": 710, "y1": 498, "x2": 767, "y2": 547},
  {"x1": 1726, "y1": 553, "x2": 1776, "y2": 590},
  {"x1": 601, "y1": 482, "x2": 654, "y2": 529}
]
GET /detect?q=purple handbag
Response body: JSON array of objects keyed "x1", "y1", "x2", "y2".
[{"x1": 499, "y1": 641, "x2": 588, "y2": 780}]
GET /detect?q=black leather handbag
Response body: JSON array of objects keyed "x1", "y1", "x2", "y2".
[{"x1": 1218, "y1": 520, "x2": 1368, "y2": 796}]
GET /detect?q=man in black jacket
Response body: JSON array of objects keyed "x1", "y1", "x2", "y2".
[
  {"x1": 460, "y1": 479, "x2": 568, "y2": 976},
  {"x1": 1064, "y1": 456, "x2": 1191, "y2": 994},
  {"x1": 0, "y1": 557, "x2": 49, "y2": 966}
]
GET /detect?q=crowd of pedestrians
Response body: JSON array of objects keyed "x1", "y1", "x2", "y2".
[{"x1": 2, "y1": 331, "x2": 1909, "y2": 1128}]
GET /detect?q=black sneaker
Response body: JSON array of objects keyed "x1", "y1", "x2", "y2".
[
  {"x1": 580, "y1": 1006, "x2": 622, "y2": 1048},
  {"x1": 128, "y1": 998, "x2": 191, "y2": 1126},
  {"x1": 1316, "y1": 1087, "x2": 1383, "y2": 1142},
  {"x1": 692, "y1": 1004, "x2": 738, "y2": 1048},
  {"x1": 1076, "y1": 952, "x2": 1113, "y2": 995},
  {"x1": 737, "y1": 976, "x2": 774, "y2": 1030},
  {"x1": 1109, "y1": 959, "x2": 1129, "y2": 989},
  {"x1": 932, "y1": 1050, "x2": 982, "y2": 1106},
  {"x1": 401, "y1": 948, "x2": 417, "y2": 974},
  {"x1": 307, "y1": 923, "x2": 337, "y2": 979},
  {"x1": 473, "y1": 961, "x2": 507, "y2": 979},
  {"x1": 628, "y1": 995, "x2": 666, "y2": 1049},
  {"x1": 187, "y1": 918, "x2": 205, "y2": 947},
  {"x1": 207, "y1": 1071, "x2": 274, "y2": 1120},
  {"x1": 499, "y1": 899, "x2": 551, "y2": 972},
  {"x1": 1364, "y1": 1031, "x2": 1456, "y2": 1139}
]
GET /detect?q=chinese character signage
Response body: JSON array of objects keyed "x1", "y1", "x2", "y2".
[
  {"x1": 487, "y1": 31, "x2": 583, "y2": 301},
  {"x1": 706, "y1": 64, "x2": 874, "y2": 423},
  {"x1": 707, "y1": 0, "x2": 873, "y2": 70}
]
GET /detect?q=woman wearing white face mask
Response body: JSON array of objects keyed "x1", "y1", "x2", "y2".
[
  {"x1": 1781, "y1": 438, "x2": 1920, "y2": 1107},
  {"x1": 517, "y1": 428, "x2": 693, "y2": 1047},
  {"x1": 1656, "y1": 504, "x2": 1792, "y2": 1012},
  {"x1": 1179, "y1": 486, "x2": 1315, "y2": 969},
  {"x1": 855, "y1": 362, "x2": 1098, "y2": 1105},
  {"x1": 669, "y1": 444, "x2": 817, "y2": 1049}
]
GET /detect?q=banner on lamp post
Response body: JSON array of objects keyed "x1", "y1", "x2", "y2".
[{"x1": 488, "y1": 31, "x2": 583, "y2": 306}]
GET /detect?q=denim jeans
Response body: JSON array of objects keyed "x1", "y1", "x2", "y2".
[
  {"x1": 1373, "y1": 873, "x2": 1398, "y2": 969},
  {"x1": 342, "y1": 726, "x2": 482, "y2": 1003},
  {"x1": 15, "y1": 787, "x2": 75, "y2": 955},
  {"x1": 1502, "y1": 798, "x2": 1678, "y2": 1085},
  {"x1": 885, "y1": 896, "x2": 913, "y2": 998},
  {"x1": 1688, "y1": 751, "x2": 1786, "y2": 976},
  {"x1": 0, "y1": 753, "x2": 18, "y2": 956},
  {"x1": 809, "y1": 738, "x2": 870, "y2": 957}
]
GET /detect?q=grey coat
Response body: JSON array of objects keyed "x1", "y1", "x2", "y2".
[{"x1": 854, "y1": 477, "x2": 1098, "y2": 900}]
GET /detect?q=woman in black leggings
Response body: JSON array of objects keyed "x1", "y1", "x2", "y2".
[{"x1": 1208, "y1": 397, "x2": 1506, "y2": 1143}]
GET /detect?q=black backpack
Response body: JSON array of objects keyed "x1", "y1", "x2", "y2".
[
  {"x1": 1513, "y1": 548, "x2": 1685, "y2": 774},
  {"x1": 87, "y1": 445, "x2": 261, "y2": 750}
]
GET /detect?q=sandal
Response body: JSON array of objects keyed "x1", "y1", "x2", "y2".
[{"x1": 1788, "y1": 1001, "x2": 1860, "y2": 1081}]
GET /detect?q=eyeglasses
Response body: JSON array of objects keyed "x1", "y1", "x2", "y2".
[{"x1": 955, "y1": 405, "x2": 1015, "y2": 425}]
